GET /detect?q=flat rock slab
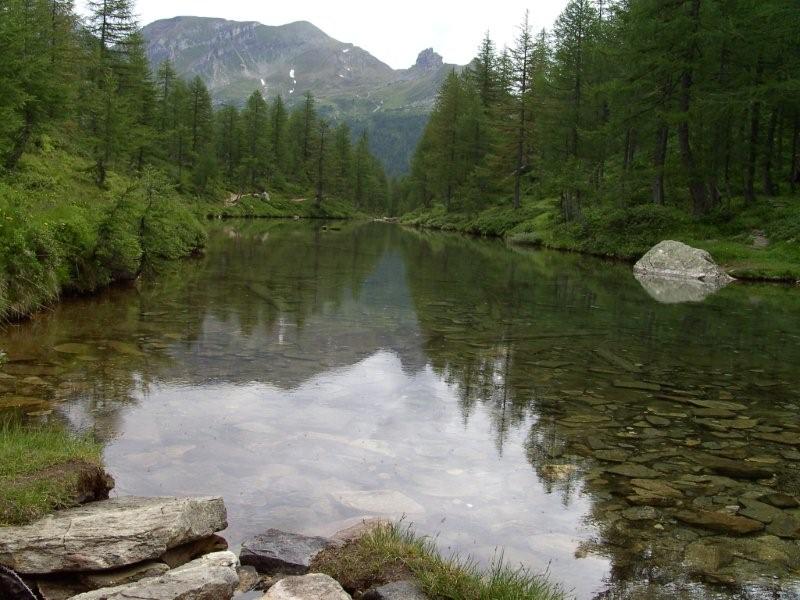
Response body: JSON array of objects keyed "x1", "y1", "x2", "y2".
[
  {"x1": 363, "y1": 580, "x2": 429, "y2": 600},
  {"x1": 240, "y1": 530, "x2": 332, "y2": 575},
  {"x1": 0, "y1": 497, "x2": 227, "y2": 574},
  {"x1": 264, "y1": 573, "x2": 351, "y2": 599},
  {"x1": 70, "y1": 551, "x2": 239, "y2": 600},
  {"x1": 674, "y1": 509, "x2": 765, "y2": 535},
  {"x1": 332, "y1": 490, "x2": 425, "y2": 515}
]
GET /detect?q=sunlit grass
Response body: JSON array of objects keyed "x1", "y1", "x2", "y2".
[{"x1": 0, "y1": 418, "x2": 102, "y2": 525}]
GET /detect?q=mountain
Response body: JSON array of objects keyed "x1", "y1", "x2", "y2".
[{"x1": 142, "y1": 16, "x2": 458, "y2": 174}]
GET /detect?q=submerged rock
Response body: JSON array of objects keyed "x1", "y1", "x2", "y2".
[
  {"x1": 634, "y1": 240, "x2": 734, "y2": 283},
  {"x1": 263, "y1": 573, "x2": 351, "y2": 599},
  {"x1": 239, "y1": 529, "x2": 332, "y2": 575},
  {"x1": 0, "y1": 497, "x2": 227, "y2": 574},
  {"x1": 70, "y1": 551, "x2": 239, "y2": 600},
  {"x1": 674, "y1": 509, "x2": 765, "y2": 535}
]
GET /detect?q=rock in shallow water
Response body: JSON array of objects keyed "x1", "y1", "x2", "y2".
[
  {"x1": 674, "y1": 509, "x2": 765, "y2": 535},
  {"x1": 264, "y1": 573, "x2": 351, "y2": 599},
  {"x1": 363, "y1": 580, "x2": 429, "y2": 600},
  {"x1": 69, "y1": 551, "x2": 239, "y2": 600},
  {"x1": 0, "y1": 497, "x2": 227, "y2": 574},
  {"x1": 634, "y1": 240, "x2": 734, "y2": 283},
  {"x1": 239, "y1": 529, "x2": 332, "y2": 575}
]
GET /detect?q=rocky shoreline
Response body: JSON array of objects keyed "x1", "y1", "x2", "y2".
[{"x1": 0, "y1": 495, "x2": 425, "y2": 600}]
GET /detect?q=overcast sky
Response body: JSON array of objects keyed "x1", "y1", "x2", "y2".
[{"x1": 75, "y1": 1, "x2": 569, "y2": 69}]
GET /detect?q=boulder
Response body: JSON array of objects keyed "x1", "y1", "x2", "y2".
[
  {"x1": 263, "y1": 573, "x2": 351, "y2": 599},
  {"x1": 363, "y1": 580, "x2": 429, "y2": 600},
  {"x1": 634, "y1": 274, "x2": 728, "y2": 304},
  {"x1": 692, "y1": 453, "x2": 773, "y2": 480},
  {"x1": 70, "y1": 551, "x2": 239, "y2": 600},
  {"x1": 80, "y1": 561, "x2": 171, "y2": 589},
  {"x1": 0, "y1": 497, "x2": 227, "y2": 574},
  {"x1": 634, "y1": 240, "x2": 734, "y2": 283},
  {"x1": 330, "y1": 519, "x2": 390, "y2": 546},
  {"x1": 160, "y1": 535, "x2": 229, "y2": 568},
  {"x1": 331, "y1": 490, "x2": 425, "y2": 516},
  {"x1": 0, "y1": 565, "x2": 37, "y2": 600},
  {"x1": 240, "y1": 530, "x2": 332, "y2": 575}
]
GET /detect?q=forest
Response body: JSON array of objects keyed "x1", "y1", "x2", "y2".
[{"x1": 397, "y1": 0, "x2": 800, "y2": 272}]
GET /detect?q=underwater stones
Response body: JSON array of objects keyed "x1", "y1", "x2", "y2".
[
  {"x1": 594, "y1": 449, "x2": 629, "y2": 463},
  {"x1": 738, "y1": 498, "x2": 784, "y2": 524},
  {"x1": 239, "y1": 530, "x2": 332, "y2": 575},
  {"x1": 674, "y1": 509, "x2": 765, "y2": 535},
  {"x1": 753, "y1": 432, "x2": 800, "y2": 446},
  {"x1": 613, "y1": 380, "x2": 661, "y2": 392},
  {"x1": 692, "y1": 453, "x2": 774, "y2": 480},
  {"x1": 761, "y1": 493, "x2": 800, "y2": 509},
  {"x1": 540, "y1": 464, "x2": 578, "y2": 482},
  {"x1": 331, "y1": 490, "x2": 424, "y2": 516},
  {"x1": 52, "y1": 343, "x2": 92, "y2": 355},
  {"x1": 631, "y1": 479, "x2": 683, "y2": 499},
  {"x1": 621, "y1": 506, "x2": 658, "y2": 521},
  {"x1": 363, "y1": 580, "x2": 429, "y2": 600},
  {"x1": 604, "y1": 464, "x2": 661, "y2": 478},
  {"x1": 766, "y1": 514, "x2": 800, "y2": 539}
]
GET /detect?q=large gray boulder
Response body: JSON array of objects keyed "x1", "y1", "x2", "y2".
[
  {"x1": 0, "y1": 497, "x2": 227, "y2": 574},
  {"x1": 263, "y1": 573, "x2": 351, "y2": 599},
  {"x1": 634, "y1": 240, "x2": 734, "y2": 283},
  {"x1": 70, "y1": 551, "x2": 239, "y2": 600},
  {"x1": 239, "y1": 529, "x2": 332, "y2": 575}
]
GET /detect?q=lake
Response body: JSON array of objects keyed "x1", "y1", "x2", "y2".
[{"x1": 1, "y1": 220, "x2": 799, "y2": 599}]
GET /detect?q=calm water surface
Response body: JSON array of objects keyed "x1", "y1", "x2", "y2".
[{"x1": 2, "y1": 221, "x2": 800, "y2": 599}]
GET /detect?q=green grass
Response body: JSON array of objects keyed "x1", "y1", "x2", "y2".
[
  {"x1": 0, "y1": 138, "x2": 207, "y2": 320},
  {"x1": 401, "y1": 196, "x2": 800, "y2": 281},
  {"x1": 312, "y1": 522, "x2": 564, "y2": 600},
  {"x1": 200, "y1": 194, "x2": 360, "y2": 220},
  {"x1": 0, "y1": 418, "x2": 103, "y2": 525}
]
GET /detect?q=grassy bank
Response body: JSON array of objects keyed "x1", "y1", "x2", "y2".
[
  {"x1": 401, "y1": 197, "x2": 800, "y2": 281},
  {"x1": 0, "y1": 143, "x2": 207, "y2": 321},
  {"x1": 0, "y1": 419, "x2": 105, "y2": 526},
  {"x1": 313, "y1": 522, "x2": 564, "y2": 600},
  {"x1": 201, "y1": 194, "x2": 360, "y2": 220}
]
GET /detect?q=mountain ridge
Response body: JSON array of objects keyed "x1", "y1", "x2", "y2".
[{"x1": 142, "y1": 16, "x2": 459, "y2": 173}]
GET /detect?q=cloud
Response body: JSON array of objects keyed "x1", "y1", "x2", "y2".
[{"x1": 75, "y1": 0, "x2": 568, "y2": 69}]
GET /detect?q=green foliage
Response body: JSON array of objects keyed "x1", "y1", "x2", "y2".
[
  {"x1": 313, "y1": 522, "x2": 564, "y2": 600},
  {"x1": 400, "y1": 1, "x2": 800, "y2": 233}
]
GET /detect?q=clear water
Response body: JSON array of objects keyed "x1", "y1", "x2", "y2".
[{"x1": 2, "y1": 220, "x2": 799, "y2": 599}]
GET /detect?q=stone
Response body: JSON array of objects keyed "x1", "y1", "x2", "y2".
[
  {"x1": 766, "y1": 514, "x2": 800, "y2": 539},
  {"x1": 332, "y1": 490, "x2": 424, "y2": 515},
  {"x1": 263, "y1": 573, "x2": 351, "y2": 599},
  {"x1": 70, "y1": 551, "x2": 239, "y2": 600},
  {"x1": 239, "y1": 529, "x2": 332, "y2": 575},
  {"x1": 613, "y1": 380, "x2": 661, "y2": 392},
  {"x1": 761, "y1": 493, "x2": 800, "y2": 509},
  {"x1": 622, "y1": 506, "x2": 658, "y2": 521},
  {"x1": 594, "y1": 449, "x2": 629, "y2": 463},
  {"x1": 0, "y1": 497, "x2": 227, "y2": 574},
  {"x1": 645, "y1": 415, "x2": 671, "y2": 427},
  {"x1": 53, "y1": 343, "x2": 92, "y2": 354},
  {"x1": 363, "y1": 580, "x2": 428, "y2": 600},
  {"x1": 236, "y1": 565, "x2": 260, "y2": 593},
  {"x1": 693, "y1": 453, "x2": 774, "y2": 480},
  {"x1": 604, "y1": 464, "x2": 661, "y2": 478},
  {"x1": 753, "y1": 432, "x2": 799, "y2": 446},
  {"x1": 80, "y1": 561, "x2": 170, "y2": 589},
  {"x1": 630, "y1": 479, "x2": 683, "y2": 498},
  {"x1": 633, "y1": 240, "x2": 734, "y2": 283},
  {"x1": 540, "y1": 464, "x2": 578, "y2": 482},
  {"x1": 160, "y1": 535, "x2": 229, "y2": 568},
  {"x1": 737, "y1": 498, "x2": 784, "y2": 524},
  {"x1": 674, "y1": 509, "x2": 765, "y2": 535}
]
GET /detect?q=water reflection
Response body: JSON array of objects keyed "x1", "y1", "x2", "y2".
[{"x1": 1, "y1": 221, "x2": 799, "y2": 600}]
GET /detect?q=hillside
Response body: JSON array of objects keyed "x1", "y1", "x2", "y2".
[{"x1": 142, "y1": 16, "x2": 457, "y2": 174}]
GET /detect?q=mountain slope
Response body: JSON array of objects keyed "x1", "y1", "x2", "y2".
[{"x1": 143, "y1": 16, "x2": 458, "y2": 174}]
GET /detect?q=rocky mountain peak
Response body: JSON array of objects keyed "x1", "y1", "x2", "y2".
[{"x1": 413, "y1": 48, "x2": 443, "y2": 71}]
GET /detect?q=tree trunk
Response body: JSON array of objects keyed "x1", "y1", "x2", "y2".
[
  {"x1": 745, "y1": 101, "x2": 761, "y2": 204},
  {"x1": 316, "y1": 127, "x2": 326, "y2": 208},
  {"x1": 791, "y1": 111, "x2": 799, "y2": 193},
  {"x1": 762, "y1": 107, "x2": 778, "y2": 196},
  {"x1": 677, "y1": 0, "x2": 707, "y2": 216},
  {"x1": 3, "y1": 105, "x2": 34, "y2": 171},
  {"x1": 652, "y1": 124, "x2": 668, "y2": 205}
]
